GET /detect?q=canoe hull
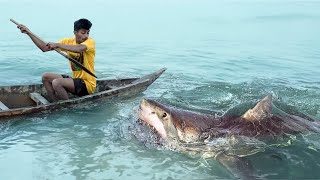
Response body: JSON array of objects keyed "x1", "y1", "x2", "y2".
[{"x1": 0, "y1": 68, "x2": 166, "y2": 119}]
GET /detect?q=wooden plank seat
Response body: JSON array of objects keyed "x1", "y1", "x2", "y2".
[
  {"x1": 0, "y1": 101, "x2": 9, "y2": 110},
  {"x1": 30, "y1": 93, "x2": 50, "y2": 105}
]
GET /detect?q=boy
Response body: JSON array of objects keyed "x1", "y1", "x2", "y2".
[{"x1": 18, "y1": 18, "x2": 96, "y2": 101}]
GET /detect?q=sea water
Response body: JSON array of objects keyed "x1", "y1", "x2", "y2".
[{"x1": 0, "y1": 0, "x2": 319, "y2": 179}]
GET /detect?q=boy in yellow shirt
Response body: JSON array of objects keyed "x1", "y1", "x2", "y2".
[{"x1": 17, "y1": 19, "x2": 96, "y2": 101}]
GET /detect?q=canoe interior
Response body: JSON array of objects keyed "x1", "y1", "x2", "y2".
[{"x1": 0, "y1": 78, "x2": 137, "y2": 109}]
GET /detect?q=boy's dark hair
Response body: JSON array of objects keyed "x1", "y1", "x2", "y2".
[{"x1": 74, "y1": 19, "x2": 92, "y2": 31}]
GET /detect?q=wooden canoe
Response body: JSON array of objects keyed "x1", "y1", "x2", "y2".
[{"x1": 0, "y1": 68, "x2": 166, "y2": 119}]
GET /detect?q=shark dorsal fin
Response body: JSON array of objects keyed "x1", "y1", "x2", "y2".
[{"x1": 242, "y1": 95, "x2": 272, "y2": 121}]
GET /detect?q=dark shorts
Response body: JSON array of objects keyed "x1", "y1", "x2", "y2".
[{"x1": 62, "y1": 75, "x2": 89, "y2": 97}]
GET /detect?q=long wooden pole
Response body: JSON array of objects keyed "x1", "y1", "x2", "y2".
[{"x1": 10, "y1": 19, "x2": 97, "y2": 78}]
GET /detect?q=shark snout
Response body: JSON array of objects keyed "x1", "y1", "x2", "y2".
[
  {"x1": 139, "y1": 99, "x2": 149, "y2": 112},
  {"x1": 138, "y1": 98, "x2": 151, "y2": 121}
]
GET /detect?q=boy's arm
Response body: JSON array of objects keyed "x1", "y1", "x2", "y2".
[
  {"x1": 18, "y1": 24, "x2": 52, "y2": 52},
  {"x1": 18, "y1": 24, "x2": 87, "y2": 53},
  {"x1": 47, "y1": 43, "x2": 87, "y2": 53}
]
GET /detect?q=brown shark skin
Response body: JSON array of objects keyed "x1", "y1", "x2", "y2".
[
  {"x1": 217, "y1": 114, "x2": 320, "y2": 138},
  {"x1": 143, "y1": 96, "x2": 320, "y2": 141}
]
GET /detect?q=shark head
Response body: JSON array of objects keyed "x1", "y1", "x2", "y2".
[
  {"x1": 138, "y1": 99, "x2": 178, "y2": 140},
  {"x1": 138, "y1": 99, "x2": 218, "y2": 143}
]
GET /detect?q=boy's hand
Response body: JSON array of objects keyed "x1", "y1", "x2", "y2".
[
  {"x1": 17, "y1": 24, "x2": 30, "y2": 34},
  {"x1": 46, "y1": 42, "x2": 59, "y2": 50}
]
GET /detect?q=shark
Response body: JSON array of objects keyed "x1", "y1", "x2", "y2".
[{"x1": 137, "y1": 95, "x2": 320, "y2": 179}]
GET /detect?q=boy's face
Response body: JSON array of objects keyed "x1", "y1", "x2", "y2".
[{"x1": 74, "y1": 29, "x2": 90, "y2": 44}]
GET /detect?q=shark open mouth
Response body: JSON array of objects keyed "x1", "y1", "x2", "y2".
[
  {"x1": 138, "y1": 101, "x2": 168, "y2": 139},
  {"x1": 137, "y1": 118, "x2": 159, "y2": 134}
]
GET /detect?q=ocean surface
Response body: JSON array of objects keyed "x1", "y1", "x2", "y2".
[{"x1": 0, "y1": 0, "x2": 319, "y2": 179}]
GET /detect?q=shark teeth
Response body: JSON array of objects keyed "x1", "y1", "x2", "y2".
[
  {"x1": 137, "y1": 118, "x2": 161, "y2": 137},
  {"x1": 137, "y1": 118, "x2": 156, "y2": 130}
]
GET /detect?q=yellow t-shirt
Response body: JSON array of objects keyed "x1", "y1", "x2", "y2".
[{"x1": 59, "y1": 38, "x2": 96, "y2": 94}]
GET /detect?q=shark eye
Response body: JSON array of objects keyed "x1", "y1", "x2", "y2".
[{"x1": 162, "y1": 112, "x2": 167, "y2": 118}]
